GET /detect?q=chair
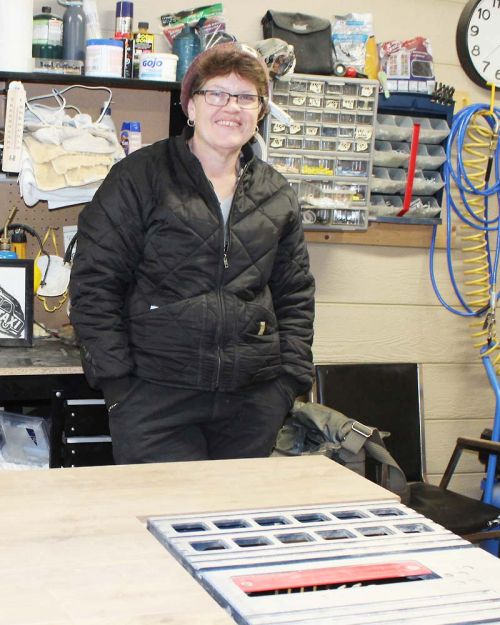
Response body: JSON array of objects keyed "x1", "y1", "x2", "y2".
[
  {"x1": 49, "y1": 389, "x2": 114, "y2": 468},
  {"x1": 314, "y1": 363, "x2": 500, "y2": 550}
]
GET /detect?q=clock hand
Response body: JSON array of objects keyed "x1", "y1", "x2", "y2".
[{"x1": 485, "y1": 43, "x2": 500, "y2": 60}]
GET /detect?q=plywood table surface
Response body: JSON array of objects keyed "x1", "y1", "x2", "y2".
[
  {"x1": 0, "y1": 455, "x2": 395, "y2": 625},
  {"x1": 0, "y1": 339, "x2": 83, "y2": 376}
]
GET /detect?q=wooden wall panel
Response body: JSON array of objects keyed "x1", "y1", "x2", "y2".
[
  {"x1": 313, "y1": 304, "x2": 482, "y2": 363},
  {"x1": 425, "y1": 418, "x2": 491, "y2": 474},
  {"x1": 421, "y1": 363, "x2": 496, "y2": 421},
  {"x1": 309, "y1": 243, "x2": 460, "y2": 306}
]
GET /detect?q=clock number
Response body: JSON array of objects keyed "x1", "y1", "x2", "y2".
[
  {"x1": 470, "y1": 24, "x2": 479, "y2": 36},
  {"x1": 472, "y1": 45, "x2": 481, "y2": 56},
  {"x1": 478, "y1": 7, "x2": 491, "y2": 19},
  {"x1": 483, "y1": 61, "x2": 491, "y2": 72},
  {"x1": 493, "y1": 0, "x2": 500, "y2": 8},
  {"x1": 496, "y1": 69, "x2": 500, "y2": 80}
]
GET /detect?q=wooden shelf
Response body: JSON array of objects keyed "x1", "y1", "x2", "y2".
[
  {"x1": 0, "y1": 71, "x2": 186, "y2": 137},
  {"x1": 305, "y1": 220, "x2": 451, "y2": 248},
  {"x1": 0, "y1": 70, "x2": 181, "y2": 92}
]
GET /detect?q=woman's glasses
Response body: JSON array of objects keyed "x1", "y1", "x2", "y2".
[{"x1": 194, "y1": 89, "x2": 264, "y2": 109}]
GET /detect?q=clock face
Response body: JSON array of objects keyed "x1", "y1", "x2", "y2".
[{"x1": 456, "y1": 0, "x2": 500, "y2": 88}]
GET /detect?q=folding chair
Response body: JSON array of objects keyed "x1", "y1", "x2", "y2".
[{"x1": 314, "y1": 363, "x2": 500, "y2": 552}]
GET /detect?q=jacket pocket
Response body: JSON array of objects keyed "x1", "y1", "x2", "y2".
[{"x1": 239, "y1": 302, "x2": 278, "y2": 340}]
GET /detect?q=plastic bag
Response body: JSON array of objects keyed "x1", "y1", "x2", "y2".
[
  {"x1": 331, "y1": 13, "x2": 374, "y2": 72},
  {"x1": 160, "y1": 3, "x2": 226, "y2": 49}
]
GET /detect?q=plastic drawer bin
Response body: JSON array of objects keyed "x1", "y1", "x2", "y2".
[
  {"x1": 369, "y1": 194, "x2": 403, "y2": 217},
  {"x1": 369, "y1": 195, "x2": 440, "y2": 219},
  {"x1": 0, "y1": 411, "x2": 50, "y2": 468},
  {"x1": 415, "y1": 144, "x2": 446, "y2": 170},
  {"x1": 375, "y1": 114, "x2": 413, "y2": 141},
  {"x1": 411, "y1": 169, "x2": 444, "y2": 195},
  {"x1": 302, "y1": 207, "x2": 367, "y2": 229},
  {"x1": 370, "y1": 167, "x2": 407, "y2": 194},
  {"x1": 411, "y1": 117, "x2": 450, "y2": 144},
  {"x1": 268, "y1": 154, "x2": 301, "y2": 174},
  {"x1": 408, "y1": 196, "x2": 441, "y2": 218},
  {"x1": 374, "y1": 140, "x2": 410, "y2": 167}
]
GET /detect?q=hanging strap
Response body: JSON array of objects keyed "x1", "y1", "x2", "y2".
[
  {"x1": 339, "y1": 415, "x2": 409, "y2": 503},
  {"x1": 283, "y1": 400, "x2": 411, "y2": 504},
  {"x1": 363, "y1": 429, "x2": 410, "y2": 504}
]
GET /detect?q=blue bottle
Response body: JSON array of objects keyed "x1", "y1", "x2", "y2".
[{"x1": 173, "y1": 24, "x2": 201, "y2": 81}]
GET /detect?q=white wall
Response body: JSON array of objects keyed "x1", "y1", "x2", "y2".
[{"x1": 34, "y1": 0, "x2": 499, "y2": 495}]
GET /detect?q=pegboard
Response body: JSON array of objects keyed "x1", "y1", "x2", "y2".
[
  {"x1": 0, "y1": 183, "x2": 84, "y2": 330},
  {"x1": 0, "y1": 79, "x2": 172, "y2": 330}
]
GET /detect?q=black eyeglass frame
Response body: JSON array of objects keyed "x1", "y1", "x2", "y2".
[{"x1": 193, "y1": 89, "x2": 266, "y2": 109}]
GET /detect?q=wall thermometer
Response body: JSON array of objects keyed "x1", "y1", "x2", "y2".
[{"x1": 2, "y1": 81, "x2": 26, "y2": 173}]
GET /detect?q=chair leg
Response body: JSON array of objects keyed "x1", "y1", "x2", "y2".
[{"x1": 480, "y1": 536, "x2": 500, "y2": 557}]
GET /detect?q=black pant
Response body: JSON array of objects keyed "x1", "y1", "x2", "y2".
[{"x1": 107, "y1": 377, "x2": 293, "y2": 464}]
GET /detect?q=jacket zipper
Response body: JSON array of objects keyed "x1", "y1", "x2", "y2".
[
  {"x1": 213, "y1": 161, "x2": 249, "y2": 387},
  {"x1": 222, "y1": 162, "x2": 249, "y2": 270},
  {"x1": 203, "y1": 175, "x2": 227, "y2": 388}
]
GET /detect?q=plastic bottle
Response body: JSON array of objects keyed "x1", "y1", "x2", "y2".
[
  {"x1": 32, "y1": 6, "x2": 64, "y2": 60},
  {"x1": 172, "y1": 24, "x2": 201, "y2": 81},
  {"x1": 99, "y1": 103, "x2": 117, "y2": 135},
  {"x1": 120, "y1": 121, "x2": 141, "y2": 155},
  {"x1": 115, "y1": 1, "x2": 133, "y2": 38},
  {"x1": 82, "y1": 0, "x2": 101, "y2": 39},
  {"x1": 61, "y1": 1, "x2": 86, "y2": 62},
  {"x1": 133, "y1": 21, "x2": 154, "y2": 77},
  {"x1": 134, "y1": 21, "x2": 154, "y2": 51}
]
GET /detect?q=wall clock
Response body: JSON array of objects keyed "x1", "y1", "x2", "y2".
[{"x1": 456, "y1": 0, "x2": 500, "y2": 89}]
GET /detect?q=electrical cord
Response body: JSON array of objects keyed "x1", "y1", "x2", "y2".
[
  {"x1": 430, "y1": 102, "x2": 500, "y2": 360},
  {"x1": 26, "y1": 84, "x2": 113, "y2": 125}
]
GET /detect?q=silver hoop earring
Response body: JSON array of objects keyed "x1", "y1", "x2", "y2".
[{"x1": 187, "y1": 118, "x2": 195, "y2": 127}]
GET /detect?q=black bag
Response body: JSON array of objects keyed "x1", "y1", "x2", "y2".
[
  {"x1": 272, "y1": 400, "x2": 410, "y2": 504},
  {"x1": 261, "y1": 11, "x2": 333, "y2": 75}
]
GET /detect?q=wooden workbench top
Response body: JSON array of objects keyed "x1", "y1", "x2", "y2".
[
  {"x1": 0, "y1": 338, "x2": 83, "y2": 375},
  {"x1": 0, "y1": 456, "x2": 395, "y2": 625}
]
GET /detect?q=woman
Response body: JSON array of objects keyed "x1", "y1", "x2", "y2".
[{"x1": 69, "y1": 42, "x2": 315, "y2": 464}]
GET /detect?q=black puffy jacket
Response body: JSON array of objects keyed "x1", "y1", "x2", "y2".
[{"x1": 69, "y1": 128, "x2": 315, "y2": 397}]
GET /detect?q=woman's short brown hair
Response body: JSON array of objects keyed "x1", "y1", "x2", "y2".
[{"x1": 180, "y1": 43, "x2": 269, "y2": 118}]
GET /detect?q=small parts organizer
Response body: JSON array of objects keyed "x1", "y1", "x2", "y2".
[
  {"x1": 267, "y1": 74, "x2": 379, "y2": 231},
  {"x1": 372, "y1": 94, "x2": 453, "y2": 222}
]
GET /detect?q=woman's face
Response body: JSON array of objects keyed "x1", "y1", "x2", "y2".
[{"x1": 187, "y1": 72, "x2": 261, "y2": 155}]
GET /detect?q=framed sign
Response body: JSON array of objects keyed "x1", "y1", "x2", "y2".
[{"x1": 0, "y1": 259, "x2": 34, "y2": 347}]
